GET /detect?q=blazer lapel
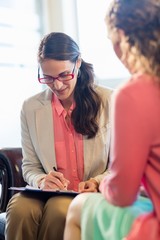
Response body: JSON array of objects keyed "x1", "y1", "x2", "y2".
[
  {"x1": 83, "y1": 136, "x2": 96, "y2": 180},
  {"x1": 35, "y1": 90, "x2": 56, "y2": 171}
]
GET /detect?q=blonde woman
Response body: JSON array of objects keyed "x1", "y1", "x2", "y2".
[{"x1": 64, "y1": 0, "x2": 160, "y2": 239}]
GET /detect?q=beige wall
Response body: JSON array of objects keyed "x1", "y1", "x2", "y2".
[{"x1": 41, "y1": 0, "x2": 79, "y2": 42}]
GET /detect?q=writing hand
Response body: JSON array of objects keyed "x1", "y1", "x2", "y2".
[
  {"x1": 39, "y1": 171, "x2": 70, "y2": 190},
  {"x1": 52, "y1": 167, "x2": 70, "y2": 190}
]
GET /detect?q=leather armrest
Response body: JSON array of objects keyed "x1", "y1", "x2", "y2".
[{"x1": 0, "y1": 148, "x2": 26, "y2": 212}]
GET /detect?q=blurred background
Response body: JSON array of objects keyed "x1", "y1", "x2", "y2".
[{"x1": 0, "y1": 0, "x2": 130, "y2": 147}]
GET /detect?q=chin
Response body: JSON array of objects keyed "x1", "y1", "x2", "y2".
[
  {"x1": 57, "y1": 93, "x2": 70, "y2": 101},
  {"x1": 55, "y1": 89, "x2": 69, "y2": 97}
]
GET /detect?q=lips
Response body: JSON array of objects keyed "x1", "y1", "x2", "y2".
[{"x1": 55, "y1": 87, "x2": 68, "y2": 95}]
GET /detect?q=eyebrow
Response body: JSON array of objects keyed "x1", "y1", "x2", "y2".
[{"x1": 43, "y1": 69, "x2": 71, "y2": 77}]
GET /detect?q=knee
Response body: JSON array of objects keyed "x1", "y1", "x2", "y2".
[
  {"x1": 6, "y1": 193, "x2": 43, "y2": 221},
  {"x1": 67, "y1": 197, "x2": 80, "y2": 218},
  {"x1": 7, "y1": 194, "x2": 27, "y2": 218},
  {"x1": 66, "y1": 193, "x2": 90, "y2": 225},
  {"x1": 44, "y1": 196, "x2": 73, "y2": 222}
]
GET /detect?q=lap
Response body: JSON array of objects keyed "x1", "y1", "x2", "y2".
[
  {"x1": 81, "y1": 193, "x2": 153, "y2": 240},
  {"x1": 6, "y1": 192, "x2": 44, "y2": 215},
  {"x1": 7, "y1": 192, "x2": 74, "y2": 218},
  {"x1": 44, "y1": 195, "x2": 74, "y2": 217}
]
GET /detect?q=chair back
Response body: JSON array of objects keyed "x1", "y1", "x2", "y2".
[{"x1": 0, "y1": 148, "x2": 26, "y2": 212}]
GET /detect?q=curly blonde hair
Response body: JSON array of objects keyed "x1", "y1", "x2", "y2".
[{"x1": 105, "y1": 0, "x2": 160, "y2": 78}]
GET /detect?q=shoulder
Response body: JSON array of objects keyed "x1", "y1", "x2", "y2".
[
  {"x1": 94, "y1": 85, "x2": 113, "y2": 119},
  {"x1": 113, "y1": 74, "x2": 160, "y2": 116},
  {"x1": 114, "y1": 74, "x2": 156, "y2": 103},
  {"x1": 24, "y1": 88, "x2": 52, "y2": 102},
  {"x1": 94, "y1": 84, "x2": 113, "y2": 102},
  {"x1": 22, "y1": 88, "x2": 52, "y2": 110}
]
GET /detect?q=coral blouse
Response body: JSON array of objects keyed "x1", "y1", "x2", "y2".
[
  {"x1": 100, "y1": 74, "x2": 160, "y2": 220},
  {"x1": 52, "y1": 94, "x2": 84, "y2": 191}
]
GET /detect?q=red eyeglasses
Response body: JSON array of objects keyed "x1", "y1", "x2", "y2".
[{"x1": 38, "y1": 62, "x2": 76, "y2": 84}]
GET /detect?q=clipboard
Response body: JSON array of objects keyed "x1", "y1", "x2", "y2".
[{"x1": 9, "y1": 185, "x2": 79, "y2": 197}]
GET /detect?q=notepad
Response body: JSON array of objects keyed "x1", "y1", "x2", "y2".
[{"x1": 9, "y1": 185, "x2": 79, "y2": 196}]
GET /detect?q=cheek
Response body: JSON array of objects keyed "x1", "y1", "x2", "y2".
[
  {"x1": 113, "y1": 42, "x2": 122, "y2": 59},
  {"x1": 68, "y1": 78, "x2": 77, "y2": 91},
  {"x1": 46, "y1": 83, "x2": 52, "y2": 88},
  {"x1": 46, "y1": 83, "x2": 53, "y2": 91}
]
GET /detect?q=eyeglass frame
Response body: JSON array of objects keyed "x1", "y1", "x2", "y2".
[{"x1": 38, "y1": 61, "x2": 77, "y2": 84}]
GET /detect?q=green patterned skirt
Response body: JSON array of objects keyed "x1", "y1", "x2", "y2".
[{"x1": 81, "y1": 193, "x2": 153, "y2": 240}]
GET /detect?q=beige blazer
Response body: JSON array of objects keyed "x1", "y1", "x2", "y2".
[{"x1": 21, "y1": 85, "x2": 112, "y2": 187}]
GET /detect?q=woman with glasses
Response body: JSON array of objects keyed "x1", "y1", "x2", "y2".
[{"x1": 5, "y1": 32, "x2": 111, "y2": 240}]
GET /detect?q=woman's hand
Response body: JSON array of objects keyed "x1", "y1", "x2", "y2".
[
  {"x1": 139, "y1": 185, "x2": 149, "y2": 198},
  {"x1": 78, "y1": 179, "x2": 99, "y2": 193},
  {"x1": 38, "y1": 171, "x2": 70, "y2": 190}
]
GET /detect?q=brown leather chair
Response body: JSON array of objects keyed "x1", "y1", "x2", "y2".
[{"x1": 0, "y1": 148, "x2": 26, "y2": 240}]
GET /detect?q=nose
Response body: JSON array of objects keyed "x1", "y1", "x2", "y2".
[{"x1": 53, "y1": 79, "x2": 63, "y2": 90}]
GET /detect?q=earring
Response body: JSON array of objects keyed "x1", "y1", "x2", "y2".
[{"x1": 77, "y1": 69, "x2": 81, "y2": 78}]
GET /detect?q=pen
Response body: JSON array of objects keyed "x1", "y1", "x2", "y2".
[
  {"x1": 53, "y1": 167, "x2": 57, "y2": 171},
  {"x1": 53, "y1": 166, "x2": 68, "y2": 189}
]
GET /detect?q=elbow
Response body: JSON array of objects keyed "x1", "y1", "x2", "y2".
[
  {"x1": 112, "y1": 197, "x2": 136, "y2": 207},
  {"x1": 105, "y1": 188, "x2": 137, "y2": 207}
]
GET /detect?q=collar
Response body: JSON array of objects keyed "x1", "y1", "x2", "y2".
[{"x1": 52, "y1": 93, "x2": 74, "y2": 117}]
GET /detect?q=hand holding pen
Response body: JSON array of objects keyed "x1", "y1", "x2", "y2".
[
  {"x1": 53, "y1": 167, "x2": 70, "y2": 190},
  {"x1": 38, "y1": 167, "x2": 70, "y2": 190}
]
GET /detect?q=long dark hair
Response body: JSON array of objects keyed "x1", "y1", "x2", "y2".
[{"x1": 38, "y1": 32, "x2": 101, "y2": 138}]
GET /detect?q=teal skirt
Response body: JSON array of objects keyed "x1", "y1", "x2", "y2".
[{"x1": 81, "y1": 193, "x2": 153, "y2": 240}]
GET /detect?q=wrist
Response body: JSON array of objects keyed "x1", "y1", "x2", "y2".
[{"x1": 38, "y1": 177, "x2": 45, "y2": 188}]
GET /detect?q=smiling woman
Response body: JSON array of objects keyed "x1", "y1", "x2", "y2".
[
  {"x1": 39, "y1": 59, "x2": 80, "y2": 109},
  {"x1": 5, "y1": 31, "x2": 112, "y2": 240}
]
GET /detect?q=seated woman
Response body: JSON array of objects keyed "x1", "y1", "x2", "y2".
[
  {"x1": 64, "y1": 0, "x2": 160, "y2": 239},
  {"x1": 5, "y1": 32, "x2": 112, "y2": 240}
]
